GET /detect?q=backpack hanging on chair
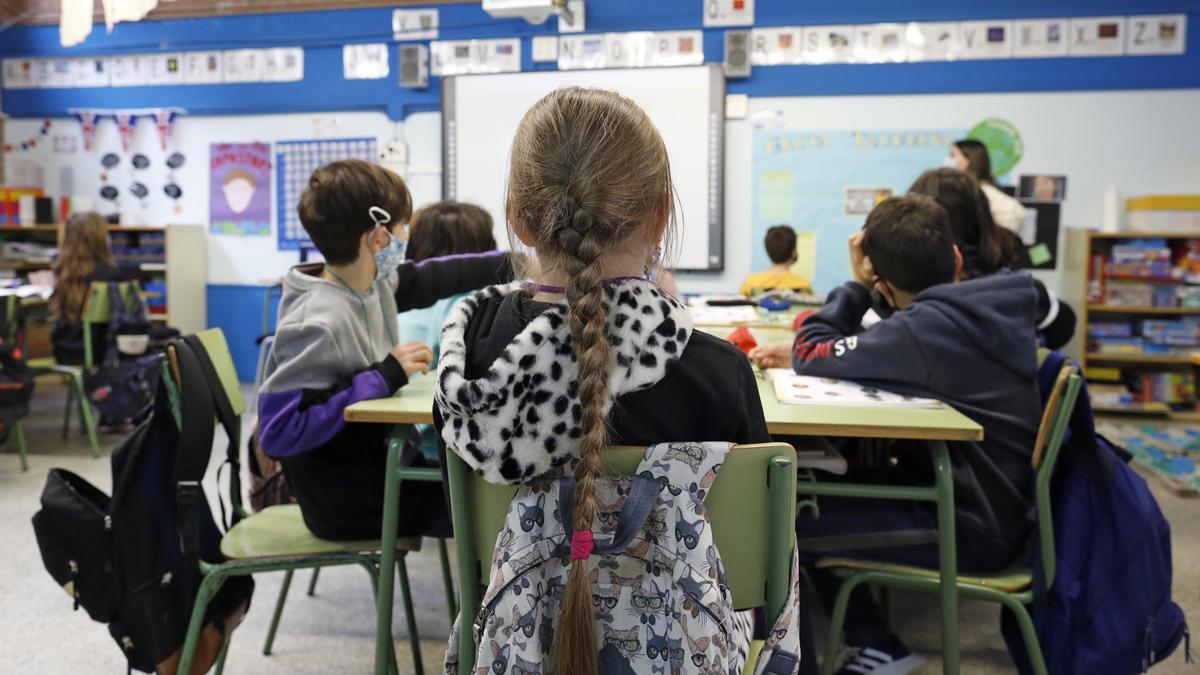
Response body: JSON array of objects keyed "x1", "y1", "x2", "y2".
[
  {"x1": 443, "y1": 441, "x2": 803, "y2": 675},
  {"x1": 86, "y1": 282, "x2": 161, "y2": 425},
  {"x1": 32, "y1": 337, "x2": 254, "y2": 673}
]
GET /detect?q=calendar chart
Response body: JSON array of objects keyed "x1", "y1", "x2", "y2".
[{"x1": 275, "y1": 137, "x2": 378, "y2": 251}]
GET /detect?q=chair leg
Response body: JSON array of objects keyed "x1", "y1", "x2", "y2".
[
  {"x1": 397, "y1": 555, "x2": 424, "y2": 675},
  {"x1": 263, "y1": 570, "x2": 294, "y2": 656},
  {"x1": 15, "y1": 419, "x2": 27, "y2": 472},
  {"x1": 362, "y1": 559, "x2": 399, "y2": 675},
  {"x1": 307, "y1": 568, "x2": 320, "y2": 596},
  {"x1": 214, "y1": 629, "x2": 232, "y2": 675},
  {"x1": 438, "y1": 538, "x2": 457, "y2": 621},
  {"x1": 61, "y1": 383, "x2": 74, "y2": 440},
  {"x1": 66, "y1": 371, "x2": 100, "y2": 458},
  {"x1": 998, "y1": 597, "x2": 1048, "y2": 675},
  {"x1": 178, "y1": 571, "x2": 228, "y2": 675},
  {"x1": 879, "y1": 586, "x2": 895, "y2": 631},
  {"x1": 820, "y1": 575, "x2": 868, "y2": 675}
]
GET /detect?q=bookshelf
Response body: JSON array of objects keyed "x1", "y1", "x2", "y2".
[{"x1": 1069, "y1": 229, "x2": 1200, "y2": 416}]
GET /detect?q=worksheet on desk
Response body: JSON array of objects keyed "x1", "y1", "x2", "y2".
[{"x1": 768, "y1": 370, "x2": 944, "y2": 409}]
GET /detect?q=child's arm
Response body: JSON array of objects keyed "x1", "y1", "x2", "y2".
[
  {"x1": 393, "y1": 251, "x2": 513, "y2": 312},
  {"x1": 791, "y1": 282, "x2": 929, "y2": 386},
  {"x1": 258, "y1": 323, "x2": 420, "y2": 458}
]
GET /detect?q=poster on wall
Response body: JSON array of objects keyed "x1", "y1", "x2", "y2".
[
  {"x1": 751, "y1": 128, "x2": 963, "y2": 292},
  {"x1": 210, "y1": 142, "x2": 271, "y2": 236},
  {"x1": 276, "y1": 137, "x2": 378, "y2": 250}
]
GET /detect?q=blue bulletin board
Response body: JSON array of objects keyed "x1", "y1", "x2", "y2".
[
  {"x1": 751, "y1": 128, "x2": 964, "y2": 292},
  {"x1": 275, "y1": 137, "x2": 378, "y2": 251}
]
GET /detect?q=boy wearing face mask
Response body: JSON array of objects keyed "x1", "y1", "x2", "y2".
[{"x1": 258, "y1": 160, "x2": 511, "y2": 540}]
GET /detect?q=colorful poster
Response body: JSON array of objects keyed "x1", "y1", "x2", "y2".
[
  {"x1": 751, "y1": 128, "x2": 963, "y2": 292},
  {"x1": 210, "y1": 143, "x2": 271, "y2": 236}
]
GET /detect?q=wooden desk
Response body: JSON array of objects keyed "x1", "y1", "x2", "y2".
[{"x1": 345, "y1": 370, "x2": 983, "y2": 442}]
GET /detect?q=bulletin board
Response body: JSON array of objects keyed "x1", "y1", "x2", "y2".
[
  {"x1": 751, "y1": 128, "x2": 963, "y2": 292},
  {"x1": 275, "y1": 137, "x2": 377, "y2": 250}
]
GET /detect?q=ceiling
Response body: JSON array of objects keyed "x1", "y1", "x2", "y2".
[{"x1": 0, "y1": 0, "x2": 475, "y2": 26}]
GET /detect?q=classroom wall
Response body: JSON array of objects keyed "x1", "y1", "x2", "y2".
[{"x1": 5, "y1": 0, "x2": 1200, "y2": 377}]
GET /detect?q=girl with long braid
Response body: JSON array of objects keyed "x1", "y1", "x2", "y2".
[{"x1": 435, "y1": 87, "x2": 769, "y2": 672}]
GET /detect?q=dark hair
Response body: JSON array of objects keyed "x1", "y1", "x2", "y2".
[
  {"x1": 909, "y1": 168, "x2": 1004, "y2": 279},
  {"x1": 953, "y1": 139, "x2": 994, "y2": 184},
  {"x1": 507, "y1": 87, "x2": 674, "y2": 675},
  {"x1": 862, "y1": 195, "x2": 957, "y2": 294},
  {"x1": 764, "y1": 225, "x2": 797, "y2": 264},
  {"x1": 405, "y1": 201, "x2": 496, "y2": 262},
  {"x1": 52, "y1": 212, "x2": 114, "y2": 321},
  {"x1": 298, "y1": 159, "x2": 413, "y2": 266}
]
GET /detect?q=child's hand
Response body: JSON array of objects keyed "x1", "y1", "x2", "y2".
[
  {"x1": 848, "y1": 232, "x2": 877, "y2": 289},
  {"x1": 749, "y1": 341, "x2": 791, "y2": 369},
  {"x1": 391, "y1": 342, "x2": 433, "y2": 377}
]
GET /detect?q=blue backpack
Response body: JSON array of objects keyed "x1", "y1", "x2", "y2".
[{"x1": 1003, "y1": 352, "x2": 1189, "y2": 674}]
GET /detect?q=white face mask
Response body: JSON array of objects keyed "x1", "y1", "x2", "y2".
[
  {"x1": 368, "y1": 206, "x2": 406, "y2": 282},
  {"x1": 942, "y1": 156, "x2": 958, "y2": 169}
]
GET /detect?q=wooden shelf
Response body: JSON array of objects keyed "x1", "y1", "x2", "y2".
[
  {"x1": 1093, "y1": 402, "x2": 1170, "y2": 415},
  {"x1": 1103, "y1": 275, "x2": 1184, "y2": 284},
  {"x1": 1085, "y1": 353, "x2": 1197, "y2": 365},
  {"x1": 0, "y1": 225, "x2": 165, "y2": 233},
  {"x1": 1088, "y1": 231, "x2": 1200, "y2": 240},
  {"x1": 0, "y1": 261, "x2": 52, "y2": 271},
  {"x1": 0, "y1": 225, "x2": 59, "y2": 232},
  {"x1": 1088, "y1": 304, "x2": 1200, "y2": 314},
  {"x1": 1168, "y1": 410, "x2": 1200, "y2": 423}
]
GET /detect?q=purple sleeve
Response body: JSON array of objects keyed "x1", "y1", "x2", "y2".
[{"x1": 258, "y1": 367, "x2": 396, "y2": 458}]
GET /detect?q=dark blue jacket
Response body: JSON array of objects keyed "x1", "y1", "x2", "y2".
[{"x1": 792, "y1": 272, "x2": 1042, "y2": 565}]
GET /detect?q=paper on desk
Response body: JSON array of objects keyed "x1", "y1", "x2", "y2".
[
  {"x1": 689, "y1": 304, "x2": 761, "y2": 325},
  {"x1": 768, "y1": 369, "x2": 944, "y2": 408}
]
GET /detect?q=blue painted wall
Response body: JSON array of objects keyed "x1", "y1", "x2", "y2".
[
  {"x1": 207, "y1": 284, "x2": 276, "y2": 383},
  {"x1": 3, "y1": 0, "x2": 1200, "y2": 119}
]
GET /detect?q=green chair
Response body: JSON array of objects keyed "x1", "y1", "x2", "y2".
[
  {"x1": 27, "y1": 280, "x2": 139, "y2": 459},
  {"x1": 0, "y1": 294, "x2": 29, "y2": 471},
  {"x1": 167, "y1": 329, "x2": 429, "y2": 675},
  {"x1": 807, "y1": 363, "x2": 1082, "y2": 675},
  {"x1": 428, "y1": 442, "x2": 799, "y2": 675}
]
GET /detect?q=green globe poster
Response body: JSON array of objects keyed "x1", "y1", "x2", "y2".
[{"x1": 967, "y1": 118, "x2": 1024, "y2": 178}]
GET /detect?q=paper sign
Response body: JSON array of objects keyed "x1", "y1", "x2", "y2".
[
  {"x1": 110, "y1": 55, "x2": 147, "y2": 86},
  {"x1": 1012, "y1": 19, "x2": 1069, "y2": 58},
  {"x1": 343, "y1": 43, "x2": 389, "y2": 80},
  {"x1": 40, "y1": 59, "x2": 77, "y2": 88},
  {"x1": 558, "y1": 34, "x2": 608, "y2": 69},
  {"x1": 393, "y1": 8, "x2": 438, "y2": 41},
  {"x1": 703, "y1": 0, "x2": 754, "y2": 27},
  {"x1": 531, "y1": 35, "x2": 559, "y2": 62},
  {"x1": 605, "y1": 32, "x2": 651, "y2": 68},
  {"x1": 184, "y1": 51, "x2": 223, "y2": 84},
  {"x1": 844, "y1": 186, "x2": 894, "y2": 215},
  {"x1": 431, "y1": 39, "x2": 521, "y2": 75},
  {"x1": 751, "y1": 27, "x2": 803, "y2": 65},
  {"x1": 210, "y1": 142, "x2": 272, "y2": 237},
  {"x1": 803, "y1": 25, "x2": 856, "y2": 64},
  {"x1": 1028, "y1": 243, "x2": 1052, "y2": 266},
  {"x1": 906, "y1": 22, "x2": 961, "y2": 62},
  {"x1": 853, "y1": 23, "x2": 907, "y2": 63},
  {"x1": 3, "y1": 59, "x2": 36, "y2": 89},
  {"x1": 790, "y1": 230, "x2": 817, "y2": 285},
  {"x1": 263, "y1": 47, "x2": 304, "y2": 82},
  {"x1": 959, "y1": 20, "x2": 1013, "y2": 60},
  {"x1": 1126, "y1": 14, "x2": 1186, "y2": 55},
  {"x1": 224, "y1": 49, "x2": 264, "y2": 82},
  {"x1": 759, "y1": 171, "x2": 795, "y2": 222},
  {"x1": 73, "y1": 58, "x2": 111, "y2": 87},
  {"x1": 650, "y1": 31, "x2": 705, "y2": 67},
  {"x1": 1069, "y1": 17, "x2": 1125, "y2": 57},
  {"x1": 145, "y1": 53, "x2": 184, "y2": 85}
]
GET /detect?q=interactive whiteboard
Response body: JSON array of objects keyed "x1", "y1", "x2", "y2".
[{"x1": 443, "y1": 65, "x2": 725, "y2": 270}]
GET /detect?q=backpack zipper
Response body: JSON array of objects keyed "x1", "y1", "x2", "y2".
[{"x1": 474, "y1": 556, "x2": 552, "y2": 641}]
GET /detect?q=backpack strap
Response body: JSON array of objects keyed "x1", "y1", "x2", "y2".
[
  {"x1": 636, "y1": 442, "x2": 732, "y2": 502},
  {"x1": 558, "y1": 474, "x2": 660, "y2": 555},
  {"x1": 181, "y1": 334, "x2": 242, "y2": 528},
  {"x1": 171, "y1": 339, "x2": 216, "y2": 583}
]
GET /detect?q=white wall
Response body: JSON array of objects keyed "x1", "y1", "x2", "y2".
[{"x1": 9, "y1": 88, "x2": 1200, "y2": 294}]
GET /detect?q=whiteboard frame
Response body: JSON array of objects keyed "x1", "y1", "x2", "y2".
[{"x1": 441, "y1": 64, "x2": 725, "y2": 271}]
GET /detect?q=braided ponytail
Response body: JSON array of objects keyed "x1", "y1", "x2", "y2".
[{"x1": 505, "y1": 87, "x2": 675, "y2": 674}]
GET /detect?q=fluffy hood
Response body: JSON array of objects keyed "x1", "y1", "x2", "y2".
[{"x1": 436, "y1": 279, "x2": 694, "y2": 484}]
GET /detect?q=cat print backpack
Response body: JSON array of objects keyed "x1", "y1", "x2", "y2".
[{"x1": 443, "y1": 441, "x2": 803, "y2": 675}]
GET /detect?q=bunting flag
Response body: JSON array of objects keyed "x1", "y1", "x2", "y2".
[
  {"x1": 150, "y1": 107, "x2": 183, "y2": 150},
  {"x1": 1, "y1": 119, "x2": 52, "y2": 153},
  {"x1": 114, "y1": 110, "x2": 138, "y2": 152},
  {"x1": 69, "y1": 109, "x2": 102, "y2": 152}
]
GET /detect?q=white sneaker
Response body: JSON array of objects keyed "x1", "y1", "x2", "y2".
[{"x1": 834, "y1": 634, "x2": 926, "y2": 675}]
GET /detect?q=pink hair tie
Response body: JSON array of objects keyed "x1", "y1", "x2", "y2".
[{"x1": 570, "y1": 530, "x2": 594, "y2": 560}]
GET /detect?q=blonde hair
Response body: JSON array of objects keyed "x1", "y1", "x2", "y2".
[
  {"x1": 51, "y1": 213, "x2": 114, "y2": 322},
  {"x1": 506, "y1": 87, "x2": 674, "y2": 674}
]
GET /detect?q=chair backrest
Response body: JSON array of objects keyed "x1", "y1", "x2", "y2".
[
  {"x1": 0, "y1": 294, "x2": 20, "y2": 343},
  {"x1": 1031, "y1": 363, "x2": 1081, "y2": 589},
  {"x1": 82, "y1": 280, "x2": 144, "y2": 368},
  {"x1": 445, "y1": 442, "x2": 797, "y2": 671}
]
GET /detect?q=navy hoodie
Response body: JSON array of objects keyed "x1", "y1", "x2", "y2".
[{"x1": 792, "y1": 272, "x2": 1041, "y2": 564}]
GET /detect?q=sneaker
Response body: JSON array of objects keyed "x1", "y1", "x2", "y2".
[{"x1": 834, "y1": 633, "x2": 926, "y2": 675}]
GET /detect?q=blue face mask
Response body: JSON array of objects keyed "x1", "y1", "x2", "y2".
[{"x1": 367, "y1": 205, "x2": 406, "y2": 282}]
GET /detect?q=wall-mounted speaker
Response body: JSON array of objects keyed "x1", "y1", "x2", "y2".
[
  {"x1": 723, "y1": 29, "x2": 751, "y2": 78},
  {"x1": 399, "y1": 44, "x2": 429, "y2": 89}
]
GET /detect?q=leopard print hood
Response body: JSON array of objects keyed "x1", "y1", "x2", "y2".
[{"x1": 436, "y1": 279, "x2": 694, "y2": 484}]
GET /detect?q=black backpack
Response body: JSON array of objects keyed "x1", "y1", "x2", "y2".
[
  {"x1": 32, "y1": 337, "x2": 253, "y2": 673},
  {"x1": 87, "y1": 283, "x2": 161, "y2": 426},
  {"x1": 0, "y1": 339, "x2": 34, "y2": 408}
]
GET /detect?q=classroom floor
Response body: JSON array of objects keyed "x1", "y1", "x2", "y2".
[{"x1": 2, "y1": 382, "x2": 1196, "y2": 674}]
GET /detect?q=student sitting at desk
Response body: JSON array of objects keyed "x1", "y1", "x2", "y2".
[
  {"x1": 257, "y1": 160, "x2": 512, "y2": 540},
  {"x1": 50, "y1": 212, "x2": 128, "y2": 366},
  {"x1": 756, "y1": 195, "x2": 1041, "y2": 674},
  {"x1": 740, "y1": 225, "x2": 812, "y2": 296}
]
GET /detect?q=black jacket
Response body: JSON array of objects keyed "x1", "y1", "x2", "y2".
[
  {"x1": 794, "y1": 272, "x2": 1042, "y2": 562},
  {"x1": 51, "y1": 263, "x2": 126, "y2": 366}
]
